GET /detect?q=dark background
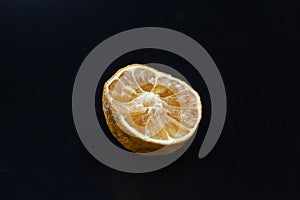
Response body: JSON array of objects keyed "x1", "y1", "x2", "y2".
[{"x1": 8, "y1": 0, "x2": 299, "y2": 199}]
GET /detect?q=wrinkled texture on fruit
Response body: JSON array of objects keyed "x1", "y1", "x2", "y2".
[{"x1": 102, "y1": 64, "x2": 202, "y2": 153}]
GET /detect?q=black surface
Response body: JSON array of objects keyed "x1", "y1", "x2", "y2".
[{"x1": 8, "y1": 0, "x2": 299, "y2": 199}]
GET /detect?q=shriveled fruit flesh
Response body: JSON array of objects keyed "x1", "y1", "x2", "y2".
[{"x1": 102, "y1": 64, "x2": 202, "y2": 153}]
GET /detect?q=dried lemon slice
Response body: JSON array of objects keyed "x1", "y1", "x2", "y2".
[{"x1": 102, "y1": 64, "x2": 202, "y2": 153}]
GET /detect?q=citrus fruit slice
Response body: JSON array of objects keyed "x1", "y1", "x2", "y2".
[{"x1": 102, "y1": 64, "x2": 202, "y2": 153}]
